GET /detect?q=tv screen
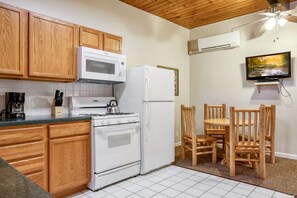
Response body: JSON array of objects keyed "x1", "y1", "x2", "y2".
[{"x1": 245, "y1": 51, "x2": 291, "y2": 81}]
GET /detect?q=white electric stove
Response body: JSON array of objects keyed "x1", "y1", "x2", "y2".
[{"x1": 70, "y1": 97, "x2": 141, "y2": 191}]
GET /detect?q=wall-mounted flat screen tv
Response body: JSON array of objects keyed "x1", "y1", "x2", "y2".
[{"x1": 246, "y1": 51, "x2": 291, "y2": 81}]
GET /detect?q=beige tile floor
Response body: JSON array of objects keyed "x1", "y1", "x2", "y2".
[{"x1": 68, "y1": 165, "x2": 294, "y2": 198}]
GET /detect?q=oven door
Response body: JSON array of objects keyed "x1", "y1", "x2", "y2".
[{"x1": 93, "y1": 122, "x2": 140, "y2": 173}]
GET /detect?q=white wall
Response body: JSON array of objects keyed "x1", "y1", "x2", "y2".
[
  {"x1": 189, "y1": 9, "x2": 297, "y2": 158},
  {"x1": 0, "y1": 0, "x2": 190, "y2": 144}
]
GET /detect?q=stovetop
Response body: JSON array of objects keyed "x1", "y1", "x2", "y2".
[{"x1": 79, "y1": 112, "x2": 134, "y2": 117}]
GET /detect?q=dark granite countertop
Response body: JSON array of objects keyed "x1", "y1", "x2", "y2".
[
  {"x1": 0, "y1": 114, "x2": 91, "y2": 127},
  {"x1": 0, "y1": 158, "x2": 54, "y2": 198}
]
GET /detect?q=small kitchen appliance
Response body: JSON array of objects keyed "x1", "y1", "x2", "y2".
[
  {"x1": 78, "y1": 47, "x2": 126, "y2": 84},
  {"x1": 5, "y1": 92, "x2": 25, "y2": 119},
  {"x1": 70, "y1": 96, "x2": 140, "y2": 191}
]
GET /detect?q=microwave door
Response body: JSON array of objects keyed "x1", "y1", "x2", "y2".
[{"x1": 83, "y1": 55, "x2": 118, "y2": 81}]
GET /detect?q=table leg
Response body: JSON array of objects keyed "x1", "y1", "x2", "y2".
[{"x1": 220, "y1": 126, "x2": 230, "y2": 165}]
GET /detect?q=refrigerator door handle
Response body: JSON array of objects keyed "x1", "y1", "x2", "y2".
[
  {"x1": 145, "y1": 102, "x2": 150, "y2": 127},
  {"x1": 145, "y1": 77, "x2": 149, "y2": 101}
]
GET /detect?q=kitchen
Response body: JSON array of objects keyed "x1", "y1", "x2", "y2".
[{"x1": 0, "y1": 0, "x2": 297, "y2": 198}]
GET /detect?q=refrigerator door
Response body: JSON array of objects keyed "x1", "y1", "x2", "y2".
[
  {"x1": 143, "y1": 66, "x2": 174, "y2": 102},
  {"x1": 141, "y1": 101, "x2": 175, "y2": 174}
]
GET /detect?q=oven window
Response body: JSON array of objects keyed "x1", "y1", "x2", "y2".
[
  {"x1": 86, "y1": 60, "x2": 115, "y2": 74},
  {"x1": 108, "y1": 133, "x2": 131, "y2": 148}
]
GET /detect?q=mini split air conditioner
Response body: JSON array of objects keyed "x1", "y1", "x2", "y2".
[{"x1": 187, "y1": 31, "x2": 240, "y2": 54}]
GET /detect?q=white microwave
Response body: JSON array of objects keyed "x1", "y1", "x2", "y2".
[{"x1": 78, "y1": 47, "x2": 126, "y2": 84}]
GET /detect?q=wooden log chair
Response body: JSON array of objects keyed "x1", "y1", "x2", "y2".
[
  {"x1": 204, "y1": 104, "x2": 226, "y2": 149},
  {"x1": 181, "y1": 105, "x2": 217, "y2": 166},
  {"x1": 226, "y1": 106, "x2": 266, "y2": 178},
  {"x1": 261, "y1": 104, "x2": 276, "y2": 164}
]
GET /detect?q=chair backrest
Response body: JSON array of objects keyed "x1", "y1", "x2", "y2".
[
  {"x1": 181, "y1": 105, "x2": 196, "y2": 138},
  {"x1": 229, "y1": 106, "x2": 265, "y2": 147},
  {"x1": 204, "y1": 104, "x2": 226, "y2": 131},
  {"x1": 261, "y1": 104, "x2": 276, "y2": 138}
]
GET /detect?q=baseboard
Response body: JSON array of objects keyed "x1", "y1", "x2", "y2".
[
  {"x1": 175, "y1": 142, "x2": 181, "y2": 147},
  {"x1": 275, "y1": 152, "x2": 297, "y2": 160}
]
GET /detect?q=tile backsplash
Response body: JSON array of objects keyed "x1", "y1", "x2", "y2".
[{"x1": 0, "y1": 79, "x2": 112, "y2": 115}]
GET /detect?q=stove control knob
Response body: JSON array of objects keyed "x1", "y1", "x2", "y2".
[{"x1": 101, "y1": 121, "x2": 105, "y2": 125}]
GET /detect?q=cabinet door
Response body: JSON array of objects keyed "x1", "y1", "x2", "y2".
[
  {"x1": 80, "y1": 26, "x2": 103, "y2": 50},
  {"x1": 103, "y1": 33, "x2": 122, "y2": 54},
  {"x1": 49, "y1": 135, "x2": 90, "y2": 194},
  {"x1": 29, "y1": 13, "x2": 78, "y2": 80},
  {"x1": 0, "y1": 3, "x2": 28, "y2": 77}
]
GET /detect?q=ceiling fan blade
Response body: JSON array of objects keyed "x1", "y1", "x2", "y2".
[{"x1": 285, "y1": 15, "x2": 297, "y2": 23}]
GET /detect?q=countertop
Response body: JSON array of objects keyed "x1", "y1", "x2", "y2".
[
  {"x1": 0, "y1": 114, "x2": 91, "y2": 127},
  {"x1": 0, "y1": 158, "x2": 54, "y2": 198}
]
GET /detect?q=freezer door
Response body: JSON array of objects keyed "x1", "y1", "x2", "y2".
[
  {"x1": 141, "y1": 101, "x2": 175, "y2": 174},
  {"x1": 143, "y1": 66, "x2": 174, "y2": 101}
]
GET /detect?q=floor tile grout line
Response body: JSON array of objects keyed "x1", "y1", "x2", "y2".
[{"x1": 75, "y1": 165, "x2": 294, "y2": 198}]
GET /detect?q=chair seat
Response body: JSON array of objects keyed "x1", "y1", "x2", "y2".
[
  {"x1": 183, "y1": 135, "x2": 217, "y2": 143},
  {"x1": 205, "y1": 130, "x2": 225, "y2": 135},
  {"x1": 196, "y1": 135, "x2": 217, "y2": 142}
]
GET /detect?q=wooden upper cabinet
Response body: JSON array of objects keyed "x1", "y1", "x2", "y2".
[
  {"x1": 0, "y1": 3, "x2": 28, "y2": 77},
  {"x1": 80, "y1": 26, "x2": 103, "y2": 50},
  {"x1": 29, "y1": 13, "x2": 78, "y2": 81},
  {"x1": 79, "y1": 26, "x2": 122, "y2": 54},
  {"x1": 103, "y1": 33, "x2": 122, "y2": 54}
]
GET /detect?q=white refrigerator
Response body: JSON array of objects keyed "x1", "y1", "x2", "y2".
[{"x1": 114, "y1": 65, "x2": 175, "y2": 174}]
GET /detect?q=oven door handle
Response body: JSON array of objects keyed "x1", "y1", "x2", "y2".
[{"x1": 95, "y1": 123, "x2": 140, "y2": 134}]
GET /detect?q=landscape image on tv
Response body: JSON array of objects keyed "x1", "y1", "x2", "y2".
[{"x1": 246, "y1": 52, "x2": 290, "y2": 79}]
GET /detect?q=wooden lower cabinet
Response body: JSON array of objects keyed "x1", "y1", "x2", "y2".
[
  {"x1": 0, "y1": 120, "x2": 91, "y2": 196},
  {"x1": 0, "y1": 125, "x2": 48, "y2": 190},
  {"x1": 49, "y1": 121, "x2": 90, "y2": 196}
]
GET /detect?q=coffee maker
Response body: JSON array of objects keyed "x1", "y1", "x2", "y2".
[{"x1": 5, "y1": 92, "x2": 25, "y2": 119}]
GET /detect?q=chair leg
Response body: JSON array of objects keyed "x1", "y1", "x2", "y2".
[
  {"x1": 230, "y1": 150, "x2": 235, "y2": 177},
  {"x1": 251, "y1": 153, "x2": 257, "y2": 169},
  {"x1": 259, "y1": 151, "x2": 266, "y2": 179},
  {"x1": 192, "y1": 149, "x2": 197, "y2": 166},
  {"x1": 181, "y1": 143, "x2": 186, "y2": 160},
  {"x1": 270, "y1": 144, "x2": 275, "y2": 164},
  {"x1": 226, "y1": 144, "x2": 229, "y2": 167},
  {"x1": 212, "y1": 141, "x2": 217, "y2": 163}
]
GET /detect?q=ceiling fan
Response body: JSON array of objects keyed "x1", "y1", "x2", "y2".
[
  {"x1": 233, "y1": 0, "x2": 297, "y2": 37},
  {"x1": 260, "y1": 0, "x2": 297, "y2": 29}
]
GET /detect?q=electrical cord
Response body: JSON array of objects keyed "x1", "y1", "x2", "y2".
[{"x1": 278, "y1": 79, "x2": 291, "y2": 97}]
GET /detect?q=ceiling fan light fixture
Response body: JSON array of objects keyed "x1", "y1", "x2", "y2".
[
  {"x1": 278, "y1": 18, "x2": 288, "y2": 26},
  {"x1": 265, "y1": 18, "x2": 276, "y2": 30}
]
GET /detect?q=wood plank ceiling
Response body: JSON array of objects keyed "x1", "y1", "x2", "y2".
[{"x1": 119, "y1": 0, "x2": 297, "y2": 29}]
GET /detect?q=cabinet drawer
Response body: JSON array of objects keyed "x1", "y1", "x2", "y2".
[
  {"x1": 0, "y1": 142, "x2": 46, "y2": 162},
  {"x1": 0, "y1": 125, "x2": 46, "y2": 146},
  {"x1": 26, "y1": 171, "x2": 47, "y2": 190},
  {"x1": 10, "y1": 156, "x2": 45, "y2": 175},
  {"x1": 49, "y1": 121, "x2": 90, "y2": 139}
]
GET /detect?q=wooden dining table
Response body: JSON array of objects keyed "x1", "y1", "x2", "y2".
[
  {"x1": 203, "y1": 118, "x2": 230, "y2": 164},
  {"x1": 203, "y1": 118, "x2": 253, "y2": 165}
]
